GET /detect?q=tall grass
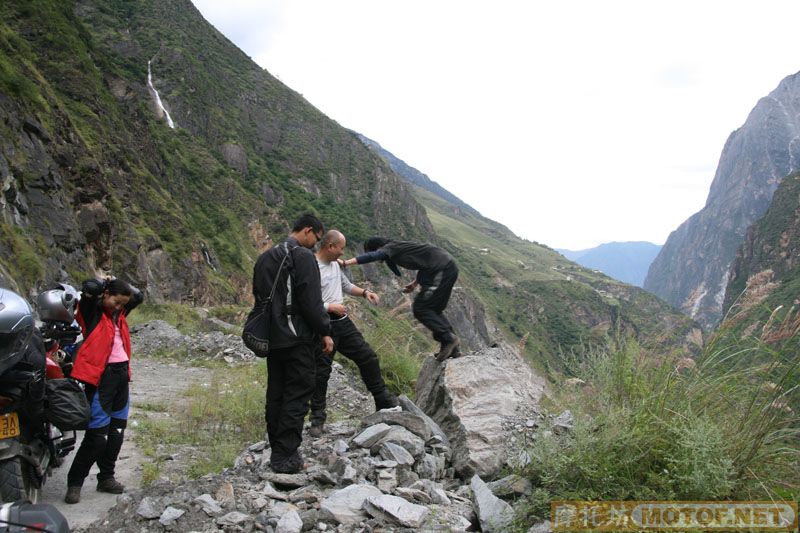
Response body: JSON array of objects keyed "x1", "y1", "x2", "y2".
[
  {"x1": 357, "y1": 308, "x2": 432, "y2": 398},
  {"x1": 516, "y1": 310, "x2": 800, "y2": 525}
]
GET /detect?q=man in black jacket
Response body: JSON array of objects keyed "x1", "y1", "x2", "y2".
[
  {"x1": 340, "y1": 237, "x2": 461, "y2": 361},
  {"x1": 252, "y1": 214, "x2": 333, "y2": 474}
]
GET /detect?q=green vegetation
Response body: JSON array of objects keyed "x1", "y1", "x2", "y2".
[
  {"x1": 133, "y1": 361, "x2": 267, "y2": 482},
  {"x1": 0, "y1": 223, "x2": 45, "y2": 289},
  {"x1": 126, "y1": 303, "x2": 206, "y2": 334},
  {"x1": 513, "y1": 317, "x2": 799, "y2": 527},
  {"x1": 357, "y1": 305, "x2": 434, "y2": 398}
]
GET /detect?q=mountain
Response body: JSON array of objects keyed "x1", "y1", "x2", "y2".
[
  {"x1": 721, "y1": 171, "x2": 800, "y2": 327},
  {"x1": 644, "y1": 71, "x2": 800, "y2": 328},
  {"x1": 0, "y1": 0, "x2": 698, "y2": 371},
  {"x1": 0, "y1": 0, "x2": 432, "y2": 304},
  {"x1": 557, "y1": 242, "x2": 662, "y2": 287},
  {"x1": 360, "y1": 140, "x2": 700, "y2": 367}
]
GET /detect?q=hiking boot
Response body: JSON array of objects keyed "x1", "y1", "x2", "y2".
[
  {"x1": 271, "y1": 451, "x2": 305, "y2": 474},
  {"x1": 308, "y1": 424, "x2": 324, "y2": 438},
  {"x1": 96, "y1": 477, "x2": 125, "y2": 494},
  {"x1": 64, "y1": 486, "x2": 81, "y2": 504},
  {"x1": 373, "y1": 390, "x2": 400, "y2": 411},
  {"x1": 435, "y1": 336, "x2": 461, "y2": 362}
]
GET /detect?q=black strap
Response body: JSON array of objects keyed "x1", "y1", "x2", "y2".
[{"x1": 266, "y1": 243, "x2": 292, "y2": 304}]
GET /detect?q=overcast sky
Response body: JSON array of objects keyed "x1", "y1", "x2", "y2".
[{"x1": 190, "y1": 1, "x2": 800, "y2": 250}]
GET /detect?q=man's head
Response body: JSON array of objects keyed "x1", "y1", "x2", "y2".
[
  {"x1": 290, "y1": 213, "x2": 324, "y2": 249},
  {"x1": 317, "y1": 230, "x2": 346, "y2": 261},
  {"x1": 364, "y1": 236, "x2": 390, "y2": 253}
]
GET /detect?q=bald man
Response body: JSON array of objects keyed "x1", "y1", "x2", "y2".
[{"x1": 309, "y1": 230, "x2": 399, "y2": 437}]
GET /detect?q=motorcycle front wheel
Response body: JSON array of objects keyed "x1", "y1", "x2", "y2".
[{"x1": 0, "y1": 457, "x2": 40, "y2": 503}]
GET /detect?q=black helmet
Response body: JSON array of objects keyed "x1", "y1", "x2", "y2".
[
  {"x1": 0, "y1": 288, "x2": 34, "y2": 374},
  {"x1": 37, "y1": 283, "x2": 79, "y2": 323}
]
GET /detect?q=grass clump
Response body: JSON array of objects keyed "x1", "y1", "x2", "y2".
[
  {"x1": 133, "y1": 361, "x2": 266, "y2": 482},
  {"x1": 126, "y1": 303, "x2": 205, "y2": 334},
  {"x1": 515, "y1": 313, "x2": 800, "y2": 526}
]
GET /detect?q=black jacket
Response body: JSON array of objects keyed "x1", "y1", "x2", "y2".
[
  {"x1": 357, "y1": 241, "x2": 454, "y2": 286},
  {"x1": 252, "y1": 237, "x2": 331, "y2": 350}
]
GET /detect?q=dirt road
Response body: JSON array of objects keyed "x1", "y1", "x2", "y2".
[{"x1": 40, "y1": 358, "x2": 208, "y2": 531}]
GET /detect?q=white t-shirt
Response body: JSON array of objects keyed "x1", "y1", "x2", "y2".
[{"x1": 317, "y1": 257, "x2": 354, "y2": 311}]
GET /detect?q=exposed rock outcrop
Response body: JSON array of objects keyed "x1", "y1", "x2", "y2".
[{"x1": 415, "y1": 344, "x2": 546, "y2": 478}]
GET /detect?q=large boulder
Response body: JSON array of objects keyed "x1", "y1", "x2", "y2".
[{"x1": 416, "y1": 343, "x2": 545, "y2": 478}]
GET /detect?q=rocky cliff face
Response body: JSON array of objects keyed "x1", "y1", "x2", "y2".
[
  {"x1": 722, "y1": 172, "x2": 800, "y2": 318},
  {"x1": 645, "y1": 71, "x2": 800, "y2": 328}
]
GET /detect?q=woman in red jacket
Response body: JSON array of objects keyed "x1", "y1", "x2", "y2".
[{"x1": 64, "y1": 278, "x2": 142, "y2": 504}]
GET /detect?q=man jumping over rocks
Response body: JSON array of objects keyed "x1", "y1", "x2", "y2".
[
  {"x1": 340, "y1": 237, "x2": 461, "y2": 362},
  {"x1": 309, "y1": 230, "x2": 399, "y2": 437}
]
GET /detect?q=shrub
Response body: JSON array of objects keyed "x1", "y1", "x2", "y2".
[{"x1": 515, "y1": 314, "x2": 799, "y2": 527}]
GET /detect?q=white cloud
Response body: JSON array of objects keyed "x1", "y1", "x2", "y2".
[{"x1": 192, "y1": 0, "x2": 800, "y2": 249}]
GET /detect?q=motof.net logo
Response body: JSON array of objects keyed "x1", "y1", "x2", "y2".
[{"x1": 551, "y1": 501, "x2": 798, "y2": 532}]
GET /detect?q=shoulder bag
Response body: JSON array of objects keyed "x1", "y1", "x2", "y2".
[{"x1": 242, "y1": 243, "x2": 292, "y2": 357}]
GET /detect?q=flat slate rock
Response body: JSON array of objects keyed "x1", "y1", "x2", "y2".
[
  {"x1": 260, "y1": 471, "x2": 309, "y2": 488},
  {"x1": 363, "y1": 493, "x2": 430, "y2": 528},
  {"x1": 319, "y1": 484, "x2": 383, "y2": 525}
]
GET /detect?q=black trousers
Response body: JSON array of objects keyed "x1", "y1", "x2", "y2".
[
  {"x1": 265, "y1": 343, "x2": 316, "y2": 460},
  {"x1": 412, "y1": 261, "x2": 459, "y2": 343},
  {"x1": 67, "y1": 362, "x2": 129, "y2": 487},
  {"x1": 310, "y1": 316, "x2": 388, "y2": 426}
]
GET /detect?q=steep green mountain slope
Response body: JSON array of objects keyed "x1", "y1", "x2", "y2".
[
  {"x1": 722, "y1": 172, "x2": 800, "y2": 331},
  {"x1": 0, "y1": 0, "x2": 430, "y2": 303}
]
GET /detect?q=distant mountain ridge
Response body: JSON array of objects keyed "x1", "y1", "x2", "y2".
[
  {"x1": 645, "y1": 71, "x2": 800, "y2": 328},
  {"x1": 558, "y1": 242, "x2": 662, "y2": 287},
  {"x1": 357, "y1": 134, "x2": 480, "y2": 217}
]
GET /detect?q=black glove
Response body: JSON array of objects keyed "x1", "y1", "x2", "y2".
[
  {"x1": 129, "y1": 286, "x2": 144, "y2": 307},
  {"x1": 81, "y1": 279, "x2": 104, "y2": 297}
]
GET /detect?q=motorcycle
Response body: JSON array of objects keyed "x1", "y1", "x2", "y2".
[{"x1": 0, "y1": 285, "x2": 83, "y2": 504}]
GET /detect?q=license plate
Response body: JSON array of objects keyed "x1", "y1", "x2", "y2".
[{"x1": 0, "y1": 412, "x2": 20, "y2": 440}]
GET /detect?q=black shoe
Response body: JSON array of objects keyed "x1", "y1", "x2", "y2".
[
  {"x1": 435, "y1": 337, "x2": 461, "y2": 362},
  {"x1": 308, "y1": 424, "x2": 324, "y2": 438},
  {"x1": 64, "y1": 486, "x2": 81, "y2": 504},
  {"x1": 271, "y1": 451, "x2": 305, "y2": 474},
  {"x1": 373, "y1": 390, "x2": 399, "y2": 411},
  {"x1": 97, "y1": 477, "x2": 124, "y2": 494}
]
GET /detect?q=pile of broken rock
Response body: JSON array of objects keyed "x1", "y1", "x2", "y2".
[{"x1": 90, "y1": 395, "x2": 537, "y2": 532}]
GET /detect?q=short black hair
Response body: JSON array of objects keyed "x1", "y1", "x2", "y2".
[
  {"x1": 364, "y1": 237, "x2": 390, "y2": 252},
  {"x1": 292, "y1": 213, "x2": 324, "y2": 234}
]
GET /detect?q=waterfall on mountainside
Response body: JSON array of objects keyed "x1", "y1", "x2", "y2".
[{"x1": 147, "y1": 60, "x2": 175, "y2": 128}]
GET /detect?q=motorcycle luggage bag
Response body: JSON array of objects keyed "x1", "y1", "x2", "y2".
[{"x1": 45, "y1": 378, "x2": 90, "y2": 430}]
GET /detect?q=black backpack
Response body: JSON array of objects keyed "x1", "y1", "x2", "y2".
[{"x1": 242, "y1": 243, "x2": 293, "y2": 357}]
